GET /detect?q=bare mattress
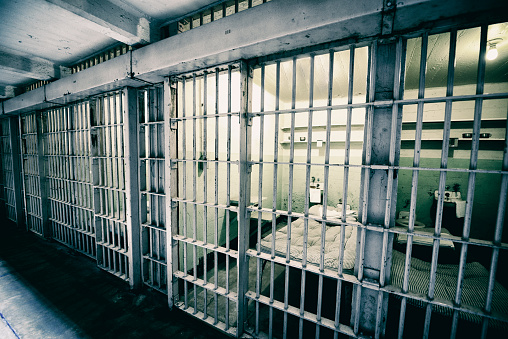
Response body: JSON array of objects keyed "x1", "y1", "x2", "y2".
[{"x1": 259, "y1": 205, "x2": 360, "y2": 271}]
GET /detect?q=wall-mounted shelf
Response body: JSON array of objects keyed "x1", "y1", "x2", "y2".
[
  {"x1": 280, "y1": 123, "x2": 365, "y2": 131},
  {"x1": 401, "y1": 119, "x2": 506, "y2": 142},
  {"x1": 280, "y1": 140, "x2": 364, "y2": 145}
]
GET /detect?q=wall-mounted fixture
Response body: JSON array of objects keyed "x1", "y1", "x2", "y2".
[
  {"x1": 487, "y1": 38, "x2": 502, "y2": 61},
  {"x1": 462, "y1": 132, "x2": 492, "y2": 138},
  {"x1": 449, "y1": 137, "x2": 459, "y2": 148}
]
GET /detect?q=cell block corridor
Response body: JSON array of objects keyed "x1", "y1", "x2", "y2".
[{"x1": 1, "y1": 18, "x2": 508, "y2": 339}]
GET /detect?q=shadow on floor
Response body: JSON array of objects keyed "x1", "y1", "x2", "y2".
[{"x1": 0, "y1": 223, "x2": 229, "y2": 339}]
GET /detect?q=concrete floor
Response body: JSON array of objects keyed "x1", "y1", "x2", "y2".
[{"x1": 0, "y1": 224, "x2": 229, "y2": 339}]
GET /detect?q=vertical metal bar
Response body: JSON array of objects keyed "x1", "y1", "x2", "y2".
[
  {"x1": 257, "y1": 65, "x2": 266, "y2": 256},
  {"x1": 342, "y1": 45, "x2": 355, "y2": 222},
  {"x1": 203, "y1": 72, "x2": 209, "y2": 320},
  {"x1": 357, "y1": 39, "x2": 403, "y2": 337},
  {"x1": 36, "y1": 111, "x2": 50, "y2": 238},
  {"x1": 375, "y1": 38, "x2": 402, "y2": 339},
  {"x1": 424, "y1": 32, "x2": 458, "y2": 336},
  {"x1": 166, "y1": 78, "x2": 179, "y2": 308},
  {"x1": 270, "y1": 60, "x2": 281, "y2": 339},
  {"x1": 468, "y1": 26, "x2": 490, "y2": 338},
  {"x1": 284, "y1": 57, "x2": 297, "y2": 339},
  {"x1": 9, "y1": 117, "x2": 24, "y2": 229},
  {"x1": 255, "y1": 64, "x2": 265, "y2": 337},
  {"x1": 19, "y1": 116, "x2": 28, "y2": 227},
  {"x1": 358, "y1": 41, "x2": 376, "y2": 294},
  {"x1": 318, "y1": 51, "x2": 334, "y2": 338},
  {"x1": 299, "y1": 54, "x2": 315, "y2": 337},
  {"x1": 411, "y1": 32, "x2": 441, "y2": 337},
  {"x1": 237, "y1": 61, "x2": 252, "y2": 337},
  {"x1": 395, "y1": 39, "x2": 412, "y2": 339},
  {"x1": 123, "y1": 87, "x2": 141, "y2": 289},
  {"x1": 214, "y1": 67, "x2": 219, "y2": 325},
  {"x1": 225, "y1": 65, "x2": 232, "y2": 331},
  {"x1": 433, "y1": 29, "x2": 462, "y2": 339},
  {"x1": 181, "y1": 78, "x2": 189, "y2": 309},
  {"x1": 192, "y1": 73, "x2": 198, "y2": 314},
  {"x1": 481, "y1": 112, "x2": 508, "y2": 337},
  {"x1": 334, "y1": 46, "x2": 354, "y2": 338}
]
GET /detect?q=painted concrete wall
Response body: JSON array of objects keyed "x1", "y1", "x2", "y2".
[{"x1": 397, "y1": 82, "x2": 508, "y2": 245}]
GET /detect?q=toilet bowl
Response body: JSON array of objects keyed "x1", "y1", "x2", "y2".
[{"x1": 396, "y1": 218, "x2": 425, "y2": 228}]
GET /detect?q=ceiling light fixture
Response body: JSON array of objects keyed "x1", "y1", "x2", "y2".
[{"x1": 487, "y1": 38, "x2": 502, "y2": 61}]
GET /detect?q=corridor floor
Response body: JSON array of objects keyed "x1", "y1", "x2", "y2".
[{"x1": 0, "y1": 224, "x2": 230, "y2": 339}]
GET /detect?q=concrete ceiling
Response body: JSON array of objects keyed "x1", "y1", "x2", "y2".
[
  {"x1": 405, "y1": 22, "x2": 508, "y2": 90},
  {"x1": 0, "y1": 0, "x2": 507, "y2": 102},
  {"x1": 253, "y1": 23, "x2": 508, "y2": 103},
  {"x1": 0, "y1": 0, "x2": 220, "y2": 98}
]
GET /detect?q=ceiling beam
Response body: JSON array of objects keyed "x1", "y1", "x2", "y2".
[
  {"x1": 3, "y1": 0, "x2": 507, "y2": 115},
  {"x1": 0, "y1": 86, "x2": 17, "y2": 99},
  {"x1": 0, "y1": 50, "x2": 69, "y2": 81},
  {"x1": 45, "y1": 0, "x2": 151, "y2": 45}
]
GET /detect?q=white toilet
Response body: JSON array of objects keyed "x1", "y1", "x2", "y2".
[
  {"x1": 396, "y1": 218, "x2": 425, "y2": 228},
  {"x1": 396, "y1": 211, "x2": 425, "y2": 228}
]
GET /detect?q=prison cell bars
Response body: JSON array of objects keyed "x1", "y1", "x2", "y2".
[
  {"x1": 245, "y1": 45, "x2": 371, "y2": 339},
  {"x1": 482, "y1": 107, "x2": 508, "y2": 337},
  {"x1": 92, "y1": 90, "x2": 141, "y2": 286},
  {"x1": 394, "y1": 35, "x2": 413, "y2": 339},
  {"x1": 285, "y1": 56, "x2": 297, "y2": 339},
  {"x1": 380, "y1": 25, "x2": 508, "y2": 338},
  {"x1": 165, "y1": 77, "x2": 179, "y2": 309},
  {"x1": 139, "y1": 86, "x2": 167, "y2": 293},
  {"x1": 0, "y1": 119, "x2": 17, "y2": 223},
  {"x1": 352, "y1": 38, "x2": 376, "y2": 336},
  {"x1": 253, "y1": 63, "x2": 265, "y2": 337},
  {"x1": 269, "y1": 60, "x2": 280, "y2": 339},
  {"x1": 423, "y1": 29, "x2": 457, "y2": 337},
  {"x1": 44, "y1": 104, "x2": 96, "y2": 258},
  {"x1": 302, "y1": 55, "x2": 315, "y2": 337},
  {"x1": 343, "y1": 28, "x2": 508, "y2": 337},
  {"x1": 169, "y1": 64, "x2": 243, "y2": 336},
  {"x1": 20, "y1": 113, "x2": 44, "y2": 236},
  {"x1": 372, "y1": 37, "x2": 404, "y2": 339},
  {"x1": 237, "y1": 61, "x2": 252, "y2": 336},
  {"x1": 2, "y1": 27, "x2": 507, "y2": 339},
  {"x1": 0, "y1": 119, "x2": 9, "y2": 220},
  {"x1": 340, "y1": 44, "x2": 357, "y2": 339},
  {"x1": 9, "y1": 117, "x2": 24, "y2": 228}
]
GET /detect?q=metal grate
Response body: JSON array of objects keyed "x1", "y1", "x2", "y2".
[
  {"x1": 138, "y1": 85, "x2": 167, "y2": 293},
  {"x1": 20, "y1": 113, "x2": 43, "y2": 235},
  {"x1": 92, "y1": 91, "x2": 129, "y2": 281},
  {"x1": 246, "y1": 45, "x2": 370, "y2": 338},
  {"x1": 0, "y1": 119, "x2": 15, "y2": 222},
  {"x1": 168, "y1": 63, "x2": 248, "y2": 336},
  {"x1": 44, "y1": 103, "x2": 95, "y2": 258},
  {"x1": 382, "y1": 24, "x2": 508, "y2": 338}
]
